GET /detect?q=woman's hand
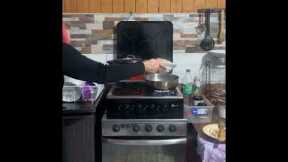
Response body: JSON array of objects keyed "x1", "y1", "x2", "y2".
[
  {"x1": 143, "y1": 59, "x2": 160, "y2": 73},
  {"x1": 143, "y1": 58, "x2": 173, "y2": 73}
]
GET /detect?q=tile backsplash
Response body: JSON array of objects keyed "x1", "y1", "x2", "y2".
[{"x1": 63, "y1": 13, "x2": 225, "y2": 54}]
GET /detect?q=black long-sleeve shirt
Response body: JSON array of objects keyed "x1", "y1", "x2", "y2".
[{"x1": 63, "y1": 43, "x2": 145, "y2": 84}]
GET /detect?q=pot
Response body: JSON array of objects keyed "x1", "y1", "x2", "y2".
[{"x1": 144, "y1": 73, "x2": 179, "y2": 90}]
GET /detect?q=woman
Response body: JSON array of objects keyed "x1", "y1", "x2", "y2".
[{"x1": 62, "y1": 23, "x2": 162, "y2": 84}]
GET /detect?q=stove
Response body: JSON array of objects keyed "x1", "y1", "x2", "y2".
[{"x1": 105, "y1": 81, "x2": 184, "y2": 119}]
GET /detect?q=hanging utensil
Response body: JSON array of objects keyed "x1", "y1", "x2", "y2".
[
  {"x1": 200, "y1": 10, "x2": 215, "y2": 51},
  {"x1": 196, "y1": 11, "x2": 206, "y2": 35},
  {"x1": 217, "y1": 10, "x2": 225, "y2": 44}
]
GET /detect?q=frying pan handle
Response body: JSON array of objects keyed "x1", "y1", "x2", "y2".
[{"x1": 126, "y1": 55, "x2": 136, "y2": 59}]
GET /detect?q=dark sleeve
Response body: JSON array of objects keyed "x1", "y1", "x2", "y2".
[{"x1": 63, "y1": 43, "x2": 145, "y2": 84}]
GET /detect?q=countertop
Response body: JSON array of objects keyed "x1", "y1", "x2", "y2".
[{"x1": 62, "y1": 87, "x2": 105, "y2": 115}]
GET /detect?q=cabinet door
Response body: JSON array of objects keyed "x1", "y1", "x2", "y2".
[
  {"x1": 101, "y1": 0, "x2": 113, "y2": 12},
  {"x1": 77, "y1": 0, "x2": 90, "y2": 12},
  {"x1": 194, "y1": 0, "x2": 206, "y2": 10},
  {"x1": 63, "y1": 0, "x2": 78, "y2": 12},
  {"x1": 124, "y1": 0, "x2": 136, "y2": 12},
  {"x1": 206, "y1": 0, "x2": 218, "y2": 9},
  {"x1": 135, "y1": 0, "x2": 148, "y2": 13},
  {"x1": 159, "y1": 0, "x2": 171, "y2": 12},
  {"x1": 171, "y1": 0, "x2": 182, "y2": 13},
  {"x1": 182, "y1": 0, "x2": 196, "y2": 12},
  {"x1": 89, "y1": 0, "x2": 101, "y2": 12},
  {"x1": 113, "y1": 0, "x2": 125, "y2": 12},
  {"x1": 147, "y1": 0, "x2": 159, "y2": 13},
  {"x1": 218, "y1": 0, "x2": 225, "y2": 9},
  {"x1": 63, "y1": 115, "x2": 95, "y2": 162}
]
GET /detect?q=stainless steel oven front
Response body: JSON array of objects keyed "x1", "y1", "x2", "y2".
[{"x1": 102, "y1": 117, "x2": 187, "y2": 162}]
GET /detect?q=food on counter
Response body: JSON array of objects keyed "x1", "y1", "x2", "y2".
[{"x1": 202, "y1": 123, "x2": 226, "y2": 142}]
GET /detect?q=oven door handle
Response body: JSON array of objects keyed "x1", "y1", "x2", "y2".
[{"x1": 102, "y1": 138, "x2": 187, "y2": 146}]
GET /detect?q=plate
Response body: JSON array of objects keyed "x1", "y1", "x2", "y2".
[{"x1": 202, "y1": 123, "x2": 226, "y2": 142}]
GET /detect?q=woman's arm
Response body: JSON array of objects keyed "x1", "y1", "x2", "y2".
[{"x1": 63, "y1": 43, "x2": 145, "y2": 84}]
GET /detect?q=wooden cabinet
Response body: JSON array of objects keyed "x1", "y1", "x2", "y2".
[
  {"x1": 171, "y1": 0, "x2": 182, "y2": 13},
  {"x1": 147, "y1": 0, "x2": 159, "y2": 13},
  {"x1": 124, "y1": 0, "x2": 136, "y2": 12},
  {"x1": 159, "y1": 0, "x2": 171, "y2": 12},
  {"x1": 63, "y1": 0, "x2": 225, "y2": 13},
  {"x1": 182, "y1": 0, "x2": 196, "y2": 12},
  {"x1": 89, "y1": 0, "x2": 101, "y2": 12},
  {"x1": 135, "y1": 0, "x2": 148, "y2": 13},
  {"x1": 113, "y1": 0, "x2": 125, "y2": 12},
  {"x1": 218, "y1": 0, "x2": 225, "y2": 9}
]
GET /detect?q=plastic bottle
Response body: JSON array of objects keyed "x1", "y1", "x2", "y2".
[
  {"x1": 182, "y1": 69, "x2": 193, "y2": 106},
  {"x1": 193, "y1": 76, "x2": 201, "y2": 97}
]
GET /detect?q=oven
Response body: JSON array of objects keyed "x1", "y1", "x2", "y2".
[
  {"x1": 102, "y1": 137, "x2": 186, "y2": 162},
  {"x1": 101, "y1": 117, "x2": 187, "y2": 162}
]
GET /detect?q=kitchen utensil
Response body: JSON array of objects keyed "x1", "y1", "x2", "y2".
[
  {"x1": 217, "y1": 10, "x2": 225, "y2": 44},
  {"x1": 62, "y1": 82, "x2": 81, "y2": 102},
  {"x1": 200, "y1": 10, "x2": 215, "y2": 51},
  {"x1": 196, "y1": 12, "x2": 206, "y2": 35},
  {"x1": 144, "y1": 73, "x2": 179, "y2": 90}
]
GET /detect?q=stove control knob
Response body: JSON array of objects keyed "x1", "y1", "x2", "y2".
[
  {"x1": 118, "y1": 105, "x2": 124, "y2": 111},
  {"x1": 155, "y1": 105, "x2": 161, "y2": 112},
  {"x1": 156, "y1": 125, "x2": 165, "y2": 132},
  {"x1": 132, "y1": 124, "x2": 140, "y2": 132},
  {"x1": 112, "y1": 124, "x2": 120, "y2": 132},
  {"x1": 169, "y1": 124, "x2": 177, "y2": 132},
  {"x1": 125, "y1": 104, "x2": 132, "y2": 112},
  {"x1": 145, "y1": 124, "x2": 153, "y2": 132}
]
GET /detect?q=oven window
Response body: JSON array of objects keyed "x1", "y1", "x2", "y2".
[{"x1": 102, "y1": 143, "x2": 185, "y2": 162}]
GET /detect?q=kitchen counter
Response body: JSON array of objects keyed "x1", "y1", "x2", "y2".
[{"x1": 62, "y1": 87, "x2": 105, "y2": 115}]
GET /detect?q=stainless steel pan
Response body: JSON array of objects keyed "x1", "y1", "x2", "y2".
[{"x1": 144, "y1": 73, "x2": 179, "y2": 90}]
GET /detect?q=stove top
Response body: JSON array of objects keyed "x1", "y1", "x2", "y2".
[
  {"x1": 105, "y1": 81, "x2": 184, "y2": 119},
  {"x1": 107, "y1": 81, "x2": 182, "y2": 99}
]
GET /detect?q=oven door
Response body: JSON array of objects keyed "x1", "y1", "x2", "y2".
[{"x1": 102, "y1": 137, "x2": 187, "y2": 162}]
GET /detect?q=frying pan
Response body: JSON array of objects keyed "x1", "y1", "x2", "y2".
[
  {"x1": 108, "y1": 56, "x2": 179, "y2": 90},
  {"x1": 144, "y1": 73, "x2": 179, "y2": 90}
]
